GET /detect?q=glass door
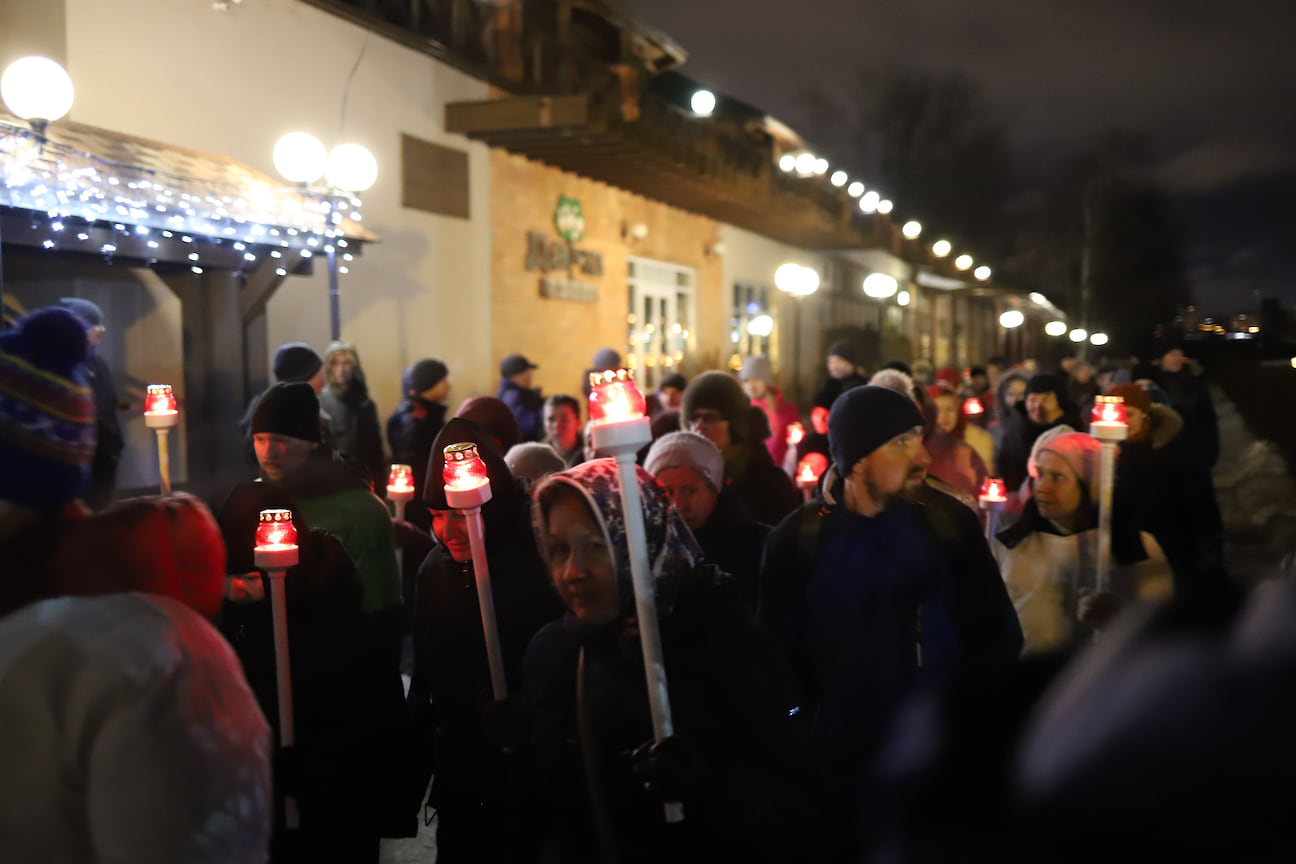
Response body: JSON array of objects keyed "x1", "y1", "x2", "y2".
[{"x1": 627, "y1": 257, "x2": 695, "y2": 391}]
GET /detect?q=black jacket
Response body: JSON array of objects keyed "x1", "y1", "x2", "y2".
[
  {"x1": 522, "y1": 572, "x2": 813, "y2": 864},
  {"x1": 997, "y1": 402, "x2": 1082, "y2": 493},
  {"x1": 724, "y1": 443, "x2": 801, "y2": 528},
  {"x1": 692, "y1": 489, "x2": 770, "y2": 616},
  {"x1": 385, "y1": 397, "x2": 448, "y2": 521},
  {"x1": 406, "y1": 419, "x2": 563, "y2": 858},
  {"x1": 1158, "y1": 367, "x2": 1220, "y2": 471}
]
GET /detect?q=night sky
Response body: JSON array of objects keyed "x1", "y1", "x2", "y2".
[{"x1": 626, "y1": 0, "x2": 1296, "y2": 314}]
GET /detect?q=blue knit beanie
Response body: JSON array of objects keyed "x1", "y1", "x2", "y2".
[
  {"x1": 0, "y1": 308, "x2": 97, "y2": 512},
  {"x1": 828, "y1": 385, "x2": 925, "y2": 473}
]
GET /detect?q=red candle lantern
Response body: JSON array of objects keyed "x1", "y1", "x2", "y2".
[
  {"x1": 443, "y1": 443, "x2": 489, "y2": 492},
  {"x1": 254, "y1": 508, "x2": 299, "y2": 570},
  {"x1": 588, "y1": 369, "x2": 647, "y2": 426},
  {"x1": 1090, "y1": 395, "x2": 1128, "y2": 442},
  {"x1": 387, "y1": 463, "x2": 415, "y2": 497},
  {"x1": 963, "y1": 397, "x2": 985, "y2": 416},
  {"x1": 144, "y1": 384, "x2": 179, "y2": 429},
  {"x1": 786, "y1": 422, "x2": 805, "y2": 446},
  {"x1": 1092, "y1": 395, "x2": 1127, "y2": 427},
  {"x1": 979, "y1": 477, "x2": 1007, "y2": 503}
]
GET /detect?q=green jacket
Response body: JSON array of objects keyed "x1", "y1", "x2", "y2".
[{"x1": 276, "y1": 456, "x2": 402, "y2": 614}]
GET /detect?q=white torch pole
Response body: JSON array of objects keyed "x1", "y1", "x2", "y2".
[
  {"x1": 595, "y1": 417, "x2": 683, "y2": 824},
  {"x1": 256, "y1": 538, "x2": 300, "y2": 832},
  {"x1": 156, "y1": 427, "x2": 171, "y2": 494},
  {"x1": 1096, "y1": 440, "x2": 1117, "y2": 593},
  {"x1": 464, "y1": 506, "x2": 508, "y2": 700}
]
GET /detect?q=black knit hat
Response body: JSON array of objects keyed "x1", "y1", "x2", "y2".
[
  {"x1": 1026, "y1": 373, "x2": 1067, "y2": 404},
  {"x1": 407, "y1": 358, "x2": 449, "y2": 395},
  {"x1": 827, "y1": 341, "x2": 859, "y2": 365},
  {"x1": 828, "y1": 385, "x2": 926, "y2": 472},
  {"x1": 251, "y1": 382, "x2": 321, "y2": 442},
  {"x1": 273, "y1": 343, "x2": 323, "y2": 383},
  {"x1": 659, "y1": 373, "x2": 687, "y2": 391},
  {"x1": 681, "y1": 371, "x2": 751, "y2": 445}
]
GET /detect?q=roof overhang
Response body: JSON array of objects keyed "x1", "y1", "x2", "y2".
[{"x1": 447, "y1": 92, "x2": 892, "y2": 250}]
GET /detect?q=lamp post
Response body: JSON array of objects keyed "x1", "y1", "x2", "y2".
[
  {"x1": 272, "y1": 134, "x2": 377, "y2": 340},
  {"x1": 978, "y1": 477, "x2": 1007, "y2": 541},
  {"x1": 253, "y1": 508, "x2": 301, "y2": 830},
  {"x1": 442, "y1": 442, "x2": 508, "y2": 701},
  {"x1": 143, "y1": 384, "x2": 179, "y2": 493},
  {"x1": 588, "y1": 369, "x2": 683, "y2": 824},
  {"x1": 1089, "y1": 395, "x2": 1128, "y2": 592}
]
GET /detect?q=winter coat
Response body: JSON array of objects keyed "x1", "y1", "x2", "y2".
[
  {"x1": 83, "y1": 353, "x2": 122, "y2": 510},
  {"x1": 386, "y1": 396, "x2": 448, "y2": 521},
  {"x1": 497, "y1": 377, "x2": 545, "y2": 442},
  {"x1": 319, "y1": 369, "x2": 386, "y2": 487},
  {"x1": 992, "y1": 499, "x2": 1172, "y2": 654},
  {"x1": 692, "y1": 488, "x2": 770, "y2": 616},
  {"x1": 812, "y1": 373, "x2": 869, "y2": 411},
  {"x1": 989, "y1": 371, "x2": 1028, "y2": 456},
  {"x1": 1113, "y1": 403, "x2": 1224, "y2": 592},
  {"x1": 752, "y1": 384, "x2": 802, "y2": 467},
  {"x1": 407, "y1": 417, "x2": 563, "y2": 862},
  {"x1": 1157, "y1": 367, "x2": 1220, "y2": 470},
  {"x1": 722, "y1": 441, "x2": 801, "y2": 528},
  {"x1": 0, "y1": 593, "x2": 271, "y2": 864},
  {"x1": 524, "y1": 460, "x2": 813, "y2": 864},
  {"x1": 963, "y1": 423, "x2": 995, "y2": 477},
  {"x1": 758, "y1": 469, "x2": 1022, "y2": 855},
  {"x1": 273, "y1": 453, "x2": 403, "y2": 614},
  {"x1": 924, "y1": 426, "x2": 987, "y2": 500}
]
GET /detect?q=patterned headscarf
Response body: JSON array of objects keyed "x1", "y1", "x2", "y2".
[{"x1": 533, "y1": 458, "x2": 703, "y2": 619}]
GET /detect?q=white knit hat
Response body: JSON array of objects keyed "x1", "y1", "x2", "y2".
[{"x1": 644, "y1": 431, "x2": 725, "y2": 493}]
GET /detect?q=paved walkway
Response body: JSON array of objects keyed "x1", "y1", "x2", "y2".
[{"x1": 1212, "y1": 385, "x2": 1296, "y2": 584}]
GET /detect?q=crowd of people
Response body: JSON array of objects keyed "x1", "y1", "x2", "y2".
[{"x1": 3, "y1": 304, "x2": 1291, "y2": 864}]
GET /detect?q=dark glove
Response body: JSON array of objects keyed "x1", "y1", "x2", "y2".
[
  {"x1": 482, "y1": 698, "x2": 517, "y2": 752},
  {"x1": 631, "y1": 735, "x2": 707, "y2": 803}
]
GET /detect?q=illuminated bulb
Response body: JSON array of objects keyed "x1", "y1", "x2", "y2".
[
  {"x1": 690, "y1": 89, "x2": 716, "y2": 116},
  {"x1": 859, "y1": 191, "x2": 880, "y2": 213},
  {"x1": 974, "y1": 265, "x2": 992, "y2": 281},
  {"x1": 274, "y1": 132, "x2": 328, "y2": 184},
  {"x1": 191, "y1": 266, "x2": 204, "y2": 274},
  {"x1": 813, "y1": 158, "x2": 829, "y2": 175},
  {"x1": 42, "y1": 239, "x2": 55, "y2": 249},
  {"x1": 794, "y1": 152, "x2": 816, "y2": 175},
  {"x1": 1069, "y1": 328, "x2": 1088, "y2": 342},
  {"x1": 779, "y1": 154, "x2": 796, "y2": 172},
  {"x1": 1000, "y1": 310, "x2": 1025, "y2": 328},
  {"x1": 902, "y1": 221, "x2": 922, "y2": 239},
  {"x1": 1090, "y1": 332, "x2": 1109, "y2": 346},
  {"x1": 188, "y1": 252, "x2": 199, "y2": 261},
  {"x1": 897, "y1": 290, "x2": 911, "y2": 307},
  {"x1": 955, "y1": 254, "x2": 973, "y2": 271},
  {"x1": 1029, "y1": 292, "x2": 1048, "y2": 305},
  {"x1": 876, "y1": 199, "x2": 893, "y2": 214},
  {"x1": 775, "y1": 262, "x2": 802, "y2": 293},
  {"x1": 830, "y1": 170, "x2": 848, "y2": 187},
  {"x1": 863, "y1": 272, "x2": 898, "y2": 299},
  {"x1": 1, "y1": 56, "x2": 74, "y2": 122},
  {"x1": 932, "y1": 239, "x2": 952, "y2": 257},
  {"x1": 847, "y1": 181, "x2": 864, "y2": 197},
  {"x1": 144, "y1": 384, "x2": 178, "y2": 418},
  {"x1": 1045, "y1": 320, "x2": 1068, "y2": 337},
  {"x1": 588, "y1": 369, "x2": 647, "y2": 425},
  {"x1": 747, "y1": 314, "x2": 774, "y2": 337},
  {"x1": 786, "y1": 423, "x2": 805, "y2": 446},
  {"x1": 326, "y1": 143, "x2": 378, "y2": 192},
  {"x1": 1092, "y1": 395, "x2": 1126, "y2": 427},
  {"x1": 963, "y1": 398, "x2": 985, "y2": 416}
]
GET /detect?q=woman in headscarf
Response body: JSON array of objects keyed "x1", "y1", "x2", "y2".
[
  {"x1": 992, "y1": 429, "x2": 1173, "y2": 655},
  {"x1": 523, "y1": 460, "x2": 811, "y2": 864},
  {"x1": 406, "y1": 417, "x2": 563, "y2": 863}
]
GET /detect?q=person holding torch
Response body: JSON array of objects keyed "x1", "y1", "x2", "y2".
[
  {"x1": 406, "y1": 417, "x2": 561, "y2": 864},
  {"x1": 524, "y1": 457, "x2": 811, "y2": 863}
]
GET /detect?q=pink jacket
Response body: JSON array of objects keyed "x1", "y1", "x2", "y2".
[{"x1": 753, "y1": 385, "x2": 802, "y2": 467}]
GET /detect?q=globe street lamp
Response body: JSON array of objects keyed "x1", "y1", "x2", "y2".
[
  {"x1": 1045, "y1": 320, "x2": 1068, "y2": 337},
  {"x1": 1, "y1": 56, "x2": 74, "y2": 139}
]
